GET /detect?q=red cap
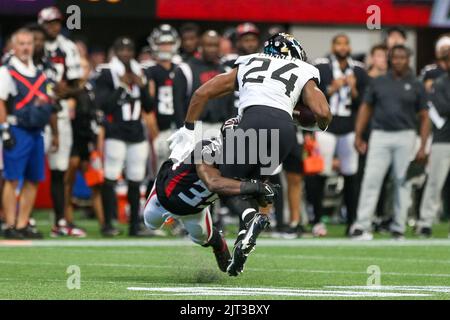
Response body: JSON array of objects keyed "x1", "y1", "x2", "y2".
[
  {"x1": 236, "y1": 23, "x2": 259, "y2": 38},
  {"x1": 38, "y1": 6, "x2": 63, "y2": 25}
]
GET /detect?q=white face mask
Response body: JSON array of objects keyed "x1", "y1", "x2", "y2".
[{"x1": 156, "y1": 51, "x2": 174, "y2": 61}]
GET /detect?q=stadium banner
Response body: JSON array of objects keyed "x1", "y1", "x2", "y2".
[
  {"x1": 0, "y1": 0, "x2": 55, "y2": 15},
  {"x1": 156, "y1": 0, "x2": 433, "y2": 26}
]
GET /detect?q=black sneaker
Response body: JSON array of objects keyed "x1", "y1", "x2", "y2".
[
  {"x1": 16, "y1": 225, "x2": 43, "y2": 239},
  {"x1": 213, "y1": 235, "x2": 231, "y2": 273},
  {"x1": 416, "y1": 227, "x2": 432, "y2": 238},
  {"x1": 101, "y1": 226, "x2": 121, "y2": 237},
  {"x1": 227, "y1": 214, "x2": 270, "y2": 276},
  {"x1": 281, "y1": 224, "x2": 304, "y2": 239},
  {"x1": 391, "y1": 231, "x2": 405, "y2": 240},
  {"x1": 4, "y1": 227, "x2": 24, "y2": 240}
]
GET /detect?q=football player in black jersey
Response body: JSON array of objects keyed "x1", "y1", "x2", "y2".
[
  {"x1": 144, "y1": 25, "x2": 180, "y2": 171},
  {"x1": 63, "y1": 57, "x2": 108, "y2": 236},
  {"x1": 143, "y1": 118, "x2": 278, "y2": 273},
  {"x1": 95, "y1": 37, "x2": 152, "y2": 237}
]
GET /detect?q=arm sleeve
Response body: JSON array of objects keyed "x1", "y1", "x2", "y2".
[
  {"x1": 314, "y1": 63, "x2": 329, "y2": 97},
  {"x1": 354, "y1": 67, "x2": 369, "y2": 109},
  {"x1": 416, "y1": 82, "x2": 428, "y2": 112},
  {"x1": 362, "y1": 78, "x2": 376, "y2": 107},
  {"x1": 429, "y1": 80, "x2": 450, "y2": 117},
  {"x1": 172, "y1": 67, "x2": 188, "y2": 128},
  {"x1": 140, "y1": 86, "x2": 153, "y2": 113},
  {"x1": 64, "y1": 41, "x2": 83, "y2": 81}
]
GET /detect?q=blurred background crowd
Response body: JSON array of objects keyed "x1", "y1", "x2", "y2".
[{"x1": 0, "y1": 0, "x2": 449, "y2": 240}]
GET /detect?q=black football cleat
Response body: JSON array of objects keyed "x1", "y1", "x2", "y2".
[
  {"x1": 227, "y1": 240, "x2": 248, "y2": 277},
  {"x1": 227, "y1": 214, "x2": 270, "y2": 276},
  {"x1": 213, "y1": 236, "x2": 231, "y2": 272}
]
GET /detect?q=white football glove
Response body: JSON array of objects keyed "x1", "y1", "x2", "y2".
[
  {"x1": 167, "y1": 126, "x2": 195, "y2": 162},
  {"x1": 167, "y1": 126, "x2": 195, "y2": 150}
]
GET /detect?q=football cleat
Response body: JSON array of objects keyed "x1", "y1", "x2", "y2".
[
  {"x1": 227, "y1": 214, "x2": 270, "y2": 276},
  {"x1": 350, "y1": 228, "x2": 373, "y2": 241},
  {"x1": 213, "y1": 235, "x2": 231, "y2": 273},
  {"x1": 312, "y1": 222, "x2": 328, "y2": 237},
  {"x1": 51, "y1": 219, "x2": 87, "y2": 238},
  {"x1": 227, "y1": 240, "x2": 248, "y2": 276}
]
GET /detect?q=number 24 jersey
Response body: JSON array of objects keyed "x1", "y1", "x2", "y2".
[{"x1": 235, "y1": 53, "x2": 320, "y2": 116}]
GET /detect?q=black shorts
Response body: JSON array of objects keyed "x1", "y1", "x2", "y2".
[
  {"x1": 70, "y1": 136, "x2": 91, "y2": 162},
  {"x1": 219, "y1": 105, "x2": 297, "y2": 180},
  {"x1": 282, "y1": 131, "x2": 303, "y2": 174}
]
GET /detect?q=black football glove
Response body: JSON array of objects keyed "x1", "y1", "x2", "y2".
[
  {"x1": 240, "y1": 179, "x2": 280, "y2": 207},
  {"x1": 1, "y1": 124, "x2": 15, "y2": 150}
]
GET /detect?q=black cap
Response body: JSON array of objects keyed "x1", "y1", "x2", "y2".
[{"x1": 113, "y1": 37, "x2": 135, "y2": 52}]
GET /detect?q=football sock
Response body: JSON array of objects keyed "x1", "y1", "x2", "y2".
[
  {"x1": 204, "y1": 227, "x2": 224, "y2": 252},
  {"x1": 306, "y1": 175, "x2": 326, "y2": 225},
  {"x1": 101, "y1": 179, "x2": 117, "y2": 229},
  {"x1": 50, "y1": 170, "x2": 65, "y2": 225},
  {"x1": 270, "y1": 174, "x2": 284, "y2": 228},
  {"x1": 127, "y1": 180, "x2": 141, "y2": 234},
  {"x1": 343, "y1": 174, "x2": 357, "y2": 229}
]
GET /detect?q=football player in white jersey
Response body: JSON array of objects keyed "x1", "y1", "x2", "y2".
[{"x1": 168, "y1": 33, "x2": 332, "y2": 276}]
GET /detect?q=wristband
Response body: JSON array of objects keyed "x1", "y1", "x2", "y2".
[
  {"x1": 240, "y1": 180, "x2": 261, "y2": 195},
  {"x1": 184, "y1": 122, "x2": 195, "y2": 130}
]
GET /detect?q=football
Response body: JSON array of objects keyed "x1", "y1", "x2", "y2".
[{"x1": 293, "y1": 103, "x2": 317, "y2": 128}]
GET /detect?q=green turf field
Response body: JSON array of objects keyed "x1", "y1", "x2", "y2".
[{"x1": 1, "y1": 211, "x2": 450, "y2": 300}]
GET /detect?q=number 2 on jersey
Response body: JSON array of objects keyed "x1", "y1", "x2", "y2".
[{"x1": 242, "y1": 57, "x2": 299, "y2": 97}]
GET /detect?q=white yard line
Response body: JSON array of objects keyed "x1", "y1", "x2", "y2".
[
  {"x1": 1, "y1": 259, "x2": 450, "y2": 278},
  {"x1": 127, "y1": 286, "x2": 432, "y2": 298},
  {"x1": 0, "y1": 238, "x2": 449, "y2": 247},
  {"x1": 326, "y1": 285, "x2": 450, "y2": 293}
]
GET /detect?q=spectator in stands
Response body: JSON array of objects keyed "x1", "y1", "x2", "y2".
[
  {"x1": 0, "y1": 28, "x2": 54, "y2": 239},
  {"x1": 367, "y1": 44, "x2": 388, "y2": 78},
  {"x1": 420, "y1": 33, "x2": 450, "y2": 92},
  {"x1": 417, "y1": 49, "x2": 450, "y2": 237},
  {"x1": 179, "y1": 23, "x2": 200, "y2": 62},
  {"x1": 351, "y1": 45, "x2": 430, "y2": 240},
  {"x1": 385, "y1": 27, "x2": 407, "y2": 51}
]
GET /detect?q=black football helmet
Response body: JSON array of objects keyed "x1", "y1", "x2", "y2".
[{"x1": 263, "y1": 33, "x2": 307, "y2": 61}]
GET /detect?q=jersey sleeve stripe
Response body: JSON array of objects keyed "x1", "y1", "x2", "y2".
[{"x1": 165, "y1": 169, "x2": 191, "y2": 197}]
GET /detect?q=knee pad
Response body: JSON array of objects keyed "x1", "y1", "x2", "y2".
[{"x1": 188, "y1": 224, "x2": 209, "y2": 246}]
